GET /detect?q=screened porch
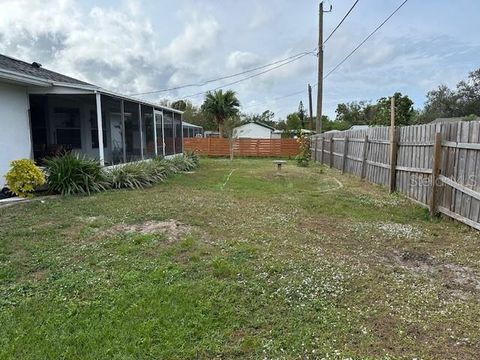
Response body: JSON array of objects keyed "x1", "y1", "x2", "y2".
[{"x1": 29, "y1": 93, "x2": 183, "y2": 166}]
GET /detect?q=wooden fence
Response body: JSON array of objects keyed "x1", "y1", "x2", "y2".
[
  {"x1": 311, "y1": 121, "x2": 480, "y2": 231},
  {"x1": 184, "y1": 138, "x2": 300, "y2": 157}
]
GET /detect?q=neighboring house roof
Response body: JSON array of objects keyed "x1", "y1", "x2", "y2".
[
  {"x1": 237, "y1": 121, "x2": 275, "y2": 131},
  {"x1": 349, "y1": 125, "x2": 369, "y2": 131},
  {"x1": 182, "y1": 121, "x2": 203, "y2": 128},
  {"x1": 0, "y1": 54, "x2": 92, "y2": 86},
  {"x1": 272, "y1": 129, "x2": 315, "y2": 134},
  {"x1": 430, "y1": 117, "x2": 480, "y2": 124}
]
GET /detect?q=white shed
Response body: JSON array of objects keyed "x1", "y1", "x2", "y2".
[{"x1": 232, "y1": 121, "x2": 275, "y2": 139}]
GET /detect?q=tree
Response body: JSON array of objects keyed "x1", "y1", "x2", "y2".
[
  {"x1": 240, "y1": 110, "x2": 276, "y2": 128},
  {"x1": 322, "y1": 116, "x2": 350, "y2": 132},
  {"x1": 334, "y1": 94, "x2": 414, "y2": 127},
  {"x1": 420, "y1": 85, "x2": 459, "y2": 123},
  {"x1": 276, "y1": 120, "x2": 287, "y2": 131},
  {"x1": 335, "y1": 101, "x2": 376, "y2": 126},
  {"x1": 171, "y1": 100, "x2": 188, "y2": 111},
  {"x1": 373, "y1": 92, "x2": 414, "y2": 126},
  {"x1": 286, "y1": 113, "x2": 301, "y2": 133},
  {"x1": 417, "y1": 68, "x2": 480, "y2": 123},
  {"x1": 456, "y1": 68, "x2": 480, "y2": 116},
  {"x1": 174, "y1": 100, "x2": 216, "y2": 131},
  {"x1": 201, "y1": 90, "x2": 240, "y2": 137},
  {"x1": 298, "y1": 101, "x2": 306, "y2": 128}
]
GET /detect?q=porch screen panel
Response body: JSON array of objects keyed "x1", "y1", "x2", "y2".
[
  {"x1": 155, "y1": 111, "x2": 164, "y2": 156},
  {"x1": 174, "y1": 112, "x2": 182, "y2": 154},
  {"x1": 53, "y1": 107, "x2": 81, "y2": 149},
  {"x1": 104, "y1": 97, "x2": 123, "y2": 165},
  {"x1": 142, "y1": 105, "x2": 155, "y2": 159},
  {"x1": 29, "y1": 95, "x2": 48, "y2": 162},
  {"x1": 163, "y1": 110, "x2": 174, "y2": 155},
  {"x1": 124, "y1": 101, "x2": 142, "y2": 161}
]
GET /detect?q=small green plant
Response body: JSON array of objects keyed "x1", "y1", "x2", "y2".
[
  {"x1": 184, "y1": 151, "x2": 200, "y2": 168},
  {"x1": 295, "y1": 131, "x2": 311, "y2": 167},
  {"x1": 5, "y1": 159, "x2": 46, "y2": 198},
  {"x1": 107, "y1": 161, "x2": 166, "y2": 190},
  {"x1": 44, "y1": 153, "x2": 108, "y2": 195}
]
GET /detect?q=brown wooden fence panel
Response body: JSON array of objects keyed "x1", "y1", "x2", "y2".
[
  {"x1": 183, "y1": 138, "x2": 299, "y2": 157},
  {"x1": 312, "y1": 121, "x2": 480, "y2": 231}
]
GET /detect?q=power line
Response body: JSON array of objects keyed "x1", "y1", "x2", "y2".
[
  {"x1": 129, "y1": 50, "x2": 315, "y2": 96},
  {"x1": 324, "y1": 0, "x2": 409, "y2": 79},
  {"x1": 181, "y1": 52, "x2": 315, "y2": 99},
  {"x1": 243, "y1": 0, "x2": 409, "y2": 111},
  {"x1": 323, "y1": 0, "x2": 360, "y2": 44}
]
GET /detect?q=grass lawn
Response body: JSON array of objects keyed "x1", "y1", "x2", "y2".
[{"x1": 1, "y1": 158, "x2": 480, "y2": 359}]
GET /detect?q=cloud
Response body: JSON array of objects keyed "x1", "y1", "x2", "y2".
[
  {"x1": 0, "y1": 0, "x2": 479, "y2": 120},
  {"x1": 226, "y1": 51, "x2": 261, "y2": 70},
  {"x1": 0, "y1": 0, "x2": 221, "y2": 95}
]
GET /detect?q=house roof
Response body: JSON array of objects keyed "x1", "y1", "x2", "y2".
[
  {"x1": 349, "y1": 125, "x2": 369, "y2": 131},
  {"x1": 0, "y1": 53, "x2": 183, "y2": 114},
  {"x1": 182, "y1": 121, "x2": 203, "y2": 128},
  {"x1": 430, "y1": 117, "x2": 480, "y2": 124},
  {"x1": 0, "y1": 54, "x2": 92, "y2": 86},
  {"x1": 237, "y1": 121, "x2": 275, "y2": 131}
]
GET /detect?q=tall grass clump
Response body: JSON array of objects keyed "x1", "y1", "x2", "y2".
[
  {"x1": 107, "y1": 161, "x2": 167, "y2": 190},
  {"x1": 44, "y1": 153, "x2": 200, "y2": 195},
  {"x1": 44, "y1": 153, "x2": 109, "y2": 195}
]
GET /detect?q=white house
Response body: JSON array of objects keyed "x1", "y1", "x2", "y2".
[
  {"x1": 0, "y1": 54, "x2": 183, "y2": 187},
  {"x1": 232, "y1": 121, "x2": 275, "y2": 139}
]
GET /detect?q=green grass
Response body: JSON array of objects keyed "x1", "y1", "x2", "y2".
[{"x1": 1, "y1": 158, "x2": 480, "y2": 359}]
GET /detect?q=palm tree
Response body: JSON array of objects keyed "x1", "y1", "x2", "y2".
[{"x1": 201, "y1": 90, "x2": 240, "y2": 137}]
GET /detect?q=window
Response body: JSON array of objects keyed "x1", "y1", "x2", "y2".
[
  {"x1": 163, "y1": 111, "x2": 174, "y2": 155},
  {"x1": 90, "y1": 110, "x2": 107, "y2": 148},
  {"x1": 124, "y1": 101, "x2": 142, "y2": 161},
  {"x1": 174, "y1": 112, "x2": 182, "y2": 154},
  {"x1": 142, "y1": 106, "x2": 155, "y2": 158},
  {"x1": 53, "y1": 107, "x2": 81, "y2": 148},
  {"x1": 155, "y1": 111, "x2": 164, "y2": 156}
]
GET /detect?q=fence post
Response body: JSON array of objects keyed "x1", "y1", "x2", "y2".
[
  {"x1": 329, "y1": 137, "x2": 334, "y2": 168},
  {"x1": 314, "y1": 136, "x2": 318, "y2": 162},
  {"x1": 389, "y1": 97, "x2": 398, "y2": 193},
  {"x1": 429, "y1": 131, "x2": 442, "y2": 217},
  {"x1": 342, "y1": 136, "x2": 349, "y2": 174},
  {"x1": 208, "y1": 137, "x2": 211, "y2": 155},
  {"x1": 361, "y1": 135, "x2": 369, "y2": 179},
  {"x1": 320, "y1": 137, "x2": 324, "y2": 164}
]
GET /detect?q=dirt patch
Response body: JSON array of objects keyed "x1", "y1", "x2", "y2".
[
  {"x1": 390, "y1": 250, "x2": 480, "y2": 298},
  {"x1": 107, "y1": 219, "x2": 194, "y2": 243}
]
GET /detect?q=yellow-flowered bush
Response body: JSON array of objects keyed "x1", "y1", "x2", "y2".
[
  {"x1": 295, "y1": 130, "x2": 311, "y2": 167},
  {"x1": 5, "y1": 159, "x2": 46, "y2": 198}
]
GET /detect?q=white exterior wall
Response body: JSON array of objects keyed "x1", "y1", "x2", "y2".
[
  {"x1": 0, "y1": 82, "x2": 31, "y2": 187},
  {"x1": 233, "y1": 123, "x2": 272, "y2": 139}
]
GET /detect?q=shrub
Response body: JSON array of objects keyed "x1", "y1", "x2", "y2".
[
  {"x1": 5, "y1": 159, "x2": 46, "y2": 198},
  {"x1": 152, "y1": 158, "x2": 179, "y2": 176},
  {"x1": 169, "y1": 156, "x2": 196, "y2": 172},
  {"x1": 295, "y1": 131, "x2": 311, "y2": 167},
  {"x1": 44, "y1": 153, "x2": 108, "y2": 195},
  {"x1": 107, "y1": 161, "x2": 167, "y2": 190},
  {"x1": 184, "y1": 151, "x2": 200, "y2": 168}
]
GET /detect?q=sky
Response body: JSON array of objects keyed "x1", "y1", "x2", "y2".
[{"x1": 0, "y1": 0, "x2": 479, "y2": 121}]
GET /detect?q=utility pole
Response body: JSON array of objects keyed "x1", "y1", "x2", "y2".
[
  {"x1": 308, "y1": 84, "x2": 313, "y2": 130},
  {"x1": 316, "y1": 1, "x2": 324, "y2": 134},
  {"x1": 316, "y1": 1, "x2": 331, "y2": 134}
]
